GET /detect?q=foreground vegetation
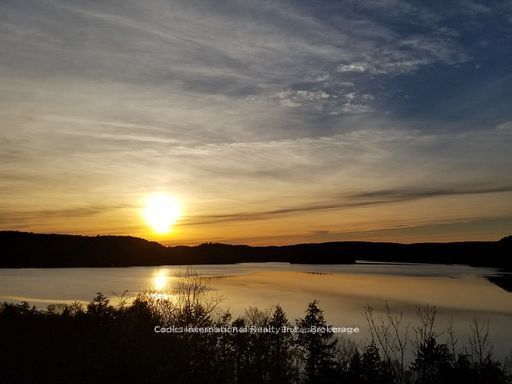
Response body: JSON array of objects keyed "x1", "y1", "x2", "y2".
[{"x1": 1, "y1": 273, "x2": 511, "y2": 384}]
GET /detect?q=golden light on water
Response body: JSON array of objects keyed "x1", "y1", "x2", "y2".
[
  {"x1": 153, "y1": 270, "x2": 169, "y2": 291},
  {"x1": 143, "y1": 194, "x2": 181, "y2": 234}
]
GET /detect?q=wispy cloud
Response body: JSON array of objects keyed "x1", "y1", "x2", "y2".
[
  {"x1": 1, "y1": 0, "x2": 511, "y2": 242},
  {"x1": 351, "y1": 185, "x2": 512, "y2": 201},
  {"x1": 0, "y1": 204, "x2": 129, "y2": 223},
  {"x1": 182, "y1": 183, "x2": 512, "y2": 227}
]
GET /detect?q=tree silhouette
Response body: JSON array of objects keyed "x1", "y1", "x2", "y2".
[
  {"x1": 296, "y1": 300, "x2": 337, "y2": 384},
  {"x1": 0, "y1": 287, "x2": 510, "y2": 384},
  {"x1": 410, "y1": 337, "x2": 452, "y2": 384},
  {"x1": 268, "y1": 305, "x2": 297, "y2": 383}
]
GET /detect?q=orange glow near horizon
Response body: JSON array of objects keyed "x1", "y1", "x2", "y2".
[{"x1": 2, "y1": 1, "x2": 512, "y2": 248}]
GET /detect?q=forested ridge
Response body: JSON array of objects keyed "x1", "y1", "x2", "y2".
[{"x1": 1, "y1": 231, "x2": 510, "y2": 268}]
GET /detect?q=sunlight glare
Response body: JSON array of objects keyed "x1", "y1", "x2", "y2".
[
  {"x1": 143, "y1": 194, "x2": 181, "y2": 234},
  {"x1": 153, "y1": 270, "x2": 169, "y2": 291}
]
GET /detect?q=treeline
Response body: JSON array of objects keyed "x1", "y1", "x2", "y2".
[
  {"x1": 0, "y1": 231, "x2": 356, "y2": 267},
  {"x1": 1, "y1": 231, "x2": 512, "y2": 268},
  {"x1": 0, "y1": 274, "x2": 511, "y2": 383}
]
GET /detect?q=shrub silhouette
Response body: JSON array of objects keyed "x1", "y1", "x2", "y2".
[{"x1": 0, "y1": 276, "x2": 510, "y2": 384}]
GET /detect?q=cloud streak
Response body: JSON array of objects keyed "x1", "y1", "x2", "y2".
[
  {"x1": 182, "y1": 184, "x2": 512, "y2": 227},
  {"x1": 1, "y1": 0, "x2": 512, "y2": 242}
]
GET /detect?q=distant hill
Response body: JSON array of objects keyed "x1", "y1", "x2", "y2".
[{"x1": 0, "y1": 231, "x2": 510, "y2": 268}]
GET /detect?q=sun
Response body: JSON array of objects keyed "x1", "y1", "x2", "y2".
[{"x1": 143, "y1": 194, "x2": 181, "y2": 234}]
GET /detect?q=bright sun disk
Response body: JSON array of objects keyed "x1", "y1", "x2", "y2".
[{"x1": 143, "y1": 194, "x2": 181, "y2": 234}]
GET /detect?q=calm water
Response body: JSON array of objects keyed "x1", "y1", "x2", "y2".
[{"x1": 1, "y1": 262, "x2": 511, "y2": 357}]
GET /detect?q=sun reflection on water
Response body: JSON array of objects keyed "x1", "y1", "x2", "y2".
[
  {"x1": 154, "y1": 269, "x2": 175, "y2": 290},
  {"x1": 149, "y1": 269, "x2": 174, "y2": 300},
  {"x1": 153, "y1": 271, "x2": 168, "y2": 291}
]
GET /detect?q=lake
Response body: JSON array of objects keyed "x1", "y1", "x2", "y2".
[{"x1": 1, "y1": 262, "x2": 511, "y2": 357}]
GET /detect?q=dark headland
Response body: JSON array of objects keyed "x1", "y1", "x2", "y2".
[{"x1": 0, "y1": 231, "x2": 510, "y2": 268}]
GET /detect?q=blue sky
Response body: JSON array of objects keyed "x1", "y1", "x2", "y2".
[{"x1": 1, "y1": 0, "x2": 511, "y2": 244}]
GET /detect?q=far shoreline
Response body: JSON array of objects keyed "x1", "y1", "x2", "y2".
[{"x1": 1, "y1": 231, "x2": 511, "y2": 269}]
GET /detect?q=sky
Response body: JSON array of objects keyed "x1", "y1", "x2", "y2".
[{"x1": 1, "y1": 0, "x2": 512, "y2": 245}]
